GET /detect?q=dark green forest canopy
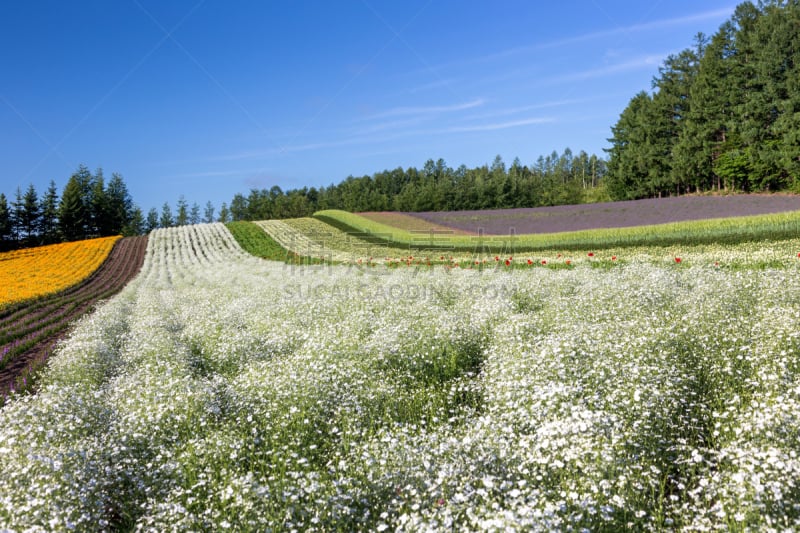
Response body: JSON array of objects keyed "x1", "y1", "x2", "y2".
[
  {"x1": 605, "y1": 0, "x2": 800, "y2": 200},
  {"x1": 224, "y1": 151, "x2": 608, "y2": 222}
]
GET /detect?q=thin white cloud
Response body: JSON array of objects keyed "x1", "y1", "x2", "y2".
[
  {"x1": 420, "y1": 6, "x2": 734, "y2": 73},
  {"x1": 212, "y1": 136, "x2": 372, "y2": 161},
  {"x1": 169, "y1": 169, "x2": 245, "y2": 178},
  {"x1": 209, "y1": 109, "x2": 551, "y2": 163},
  {"x1": 208, "y1": 115, "x2": 552, "y2": 163},
  {"x1": 407, "y1": 78, "x2": 458, "y2": 94},
  {"x1": 543, "y1": 55, "x2": 663, "y2": 84},
  {"x1": 500, "y1": 7, "x2": 734, "y2": 56},
  {"x1": 354, "y1": 116, "x2": 430, "y2": 135},
  {"x1": 463, "y1": 98, "x2": 594, "y2": 121},
  {"x1": 359, "y1": 98, "x2": 485, "y2": 121},
  {"x1": 445, "y1": 117, "x2": 554, "y2": 133}
]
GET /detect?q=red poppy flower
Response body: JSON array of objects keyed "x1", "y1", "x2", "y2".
[
  {"x1": 675, "y1": 257, "x2": 682, "y2": 263},
  {"x1": 505, "y1": 259, "x2": 511, "y2": 266},
  {"x1": 588, "y1": 252, "x2": 594, "y2": 257},
  {"x1": 494, "y1": 256, "x2": 500, "y2": 261},
  {"x1": 565, "y1": 260, "x2": 571, "y2": 266},
  {"x1": 541, "y1": 259, "x2": 547, "y2": 265},
  {"x1": 527, "y1": 259, "x2": 533, "y2": 265},
  {"x1": 611, "y1": 256, "x2": 617, "y2": 261}
]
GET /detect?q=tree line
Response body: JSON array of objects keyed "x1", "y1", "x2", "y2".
[
  {"x1": 222, "y1": 150, "x2": 607, "y2": 221},
  {"x1": 605, "y1": 0, "x2": 800, "y2": 200},
  {"x1": 1, "y1": 149, "x2": 606, "y2": 250},
  {"x1": 0, "y1": 165, "x2": 141, "y2": 251}
]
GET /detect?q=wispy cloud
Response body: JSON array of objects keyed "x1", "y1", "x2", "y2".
[
  {"x1": 353, "y1": 116, "x2": 431, "y2": 135},
  {"x1": 359, "y1": 98, "x2": 484, "y2": 120},
  {"x1": 444, "y1": 117, "x2": 554, "y2": 133},
  {"x1": 542, "y1": 55, "x2": 663, "y2": 84},
  {"x1": 212, "y1": 136, "x2": 373, "y2": 161},
  {"x1": 209, "y1": 112, "x2": 552, "y2": 163},
  {"x1": 407, "y1": 78, "x2": 458, "y2": 94},
  {"x1": 168, "y1": 169, "x2": 246, "y2": 178},
  {"x1": 421, "y1": 6, "x2": 733, "y2": 73},
  {"x1": 496, "y1": 7, "x2": 734, "y2": 57},
  {"x1": 462, "y1": 98, "x2": 594, "y2": 121}
]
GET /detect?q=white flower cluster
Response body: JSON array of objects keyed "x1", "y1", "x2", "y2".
[{"x1": 1, "y1": 222, "x2": 799, "y2": 531}]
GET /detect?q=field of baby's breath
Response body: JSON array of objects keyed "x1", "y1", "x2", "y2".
[{"x1": 2, "y1": 222, "x2": 800, "y2": 531}]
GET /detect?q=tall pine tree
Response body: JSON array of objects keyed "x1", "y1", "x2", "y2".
[
  {"x1": 21, "y1": 184, "x2": 40, "y2": 245},
  {"x1": 146, "y1": 208, "x2": 159, "y2": 233},
  {"x1": 0, "y1": 194, "x2": 11, "y2": 250},
  {"x1": 605, "y1": 91, "x2": 656, "y2": 200},
  {"x1": 40, "y1": 180, "x2": 60, "y2": 244},
  {"x1": 60, "y1": 175, "x2": 88, "y2": 241},
  {"x1": 106, "y1": 173, "x2": 133, "y2": 234}
]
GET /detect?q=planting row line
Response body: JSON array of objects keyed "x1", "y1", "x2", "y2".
[
  {"x1": 265, "y1": 217, "x2": 800, "y2": 270},
  {"x1": 316, "y1": 208, "x2": 800, "y2": 251},
  {"x1": 0, "y1": 235, "x2": 120, "y2": 309},
  {"x1": 256, "y1": 219, "x2": 356, "y2": 263},
  {"x1": 0, "y1": 235, "x2": 148, "y2": 399}
]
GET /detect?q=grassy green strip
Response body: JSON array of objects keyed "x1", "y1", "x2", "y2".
[
  {"x1": 226, "y1": 221, "x2": 292, "y2": 261},
  {"x1": 226, "y1": 221, "x2": 329, "y2": 264},
  {"x1": 314, "y1": 209, "x2": 800, "y2": 251}
]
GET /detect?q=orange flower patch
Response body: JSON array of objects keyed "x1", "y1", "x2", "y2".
[{"x1": 0, "y1": 236, "x2": 121, "y2": 307}]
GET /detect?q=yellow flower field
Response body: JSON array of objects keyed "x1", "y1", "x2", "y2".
[{"x1": 0, "y1": 236, "x2": 121, "y2": 308}]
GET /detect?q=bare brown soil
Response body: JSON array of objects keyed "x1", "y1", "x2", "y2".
[
  {"x1": 0, "y1": 235, "x2": 148, "y2": 396},
  {"x1": 408, "y1": 194, "x2": 800, "y2": 235}
]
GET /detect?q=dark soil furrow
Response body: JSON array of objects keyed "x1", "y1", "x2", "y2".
[{"x1": 0, "y1": 235, "x2": 148, "y2": 397}]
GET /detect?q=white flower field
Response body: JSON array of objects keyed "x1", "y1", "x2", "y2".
[{"x1": 2, "y1": 222, "x2": 800, "y2": 531}]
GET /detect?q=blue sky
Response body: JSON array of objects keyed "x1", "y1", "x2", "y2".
[{"x1": 1, "y1": 1, "x2": 736, "y2": 213}]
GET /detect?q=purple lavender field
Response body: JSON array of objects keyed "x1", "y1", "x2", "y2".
[{"x1": 408, "y1": 194, "x2": 800, "y2": 235}]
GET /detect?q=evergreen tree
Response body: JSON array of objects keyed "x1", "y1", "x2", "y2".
[
  {"x1": 159, "y1": 202, "x2": 174, "y2": 228},
  {"x1": 218, "y1": 202, "x2": 230, "y2": 223},
  {"x1": 772, "y1": 1, "x2": 800, "y2": 190},
  {"x1": 10, "y1": 187, "x2": 23, "y2": 245},
  {"x1": 0, "y1": 193, "x2": 11, "y2": 250},
  {"x1": 40, "y1": 180, "x2": 60, "y2": 244},
  {"x1": 229, "y1": 194, "x2": 247, "y2": 221},
  {"x1": 145, "y1": 208, "x2": 159, "y2": 233},
  {"x1": 605, "y1": 1, "x2": 800, "y2": 197},
  {"x1": 175, "y1": 196, "x2": 189, "y2": 226},
  {"x1": 605, "y1": 92, "x2": 655, "y2": 200},
  {"x1": 21, "y1": 184, "x2": 41, "y2": 245},
  {"x1": 747, "y1": 0, "x2": 800, "y2": 190},
  {"x1": 106, "y1": 173, "x2": 133, "y2": 234},
  {"x1": 673, "y1": 26, "x2": 739, "y2": 192},
  {"x1": 731, "y1": 2, "x2": 773, "y2": 190},
  {"x1": 203, "y1": 201, "x2": 215, "y2": 223},
  {"x1": 123, "y1": 206, "x2": 145, "y2": 236},
  {"x1": 90, "y1": 172, "x2": 109, "y2": 236},
  {"x1": 189, "y1": 202, "x2": 201, "y2": 225},
  {"x1": 59, "y1": 176, "x2": 88, "y2": 241}
]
